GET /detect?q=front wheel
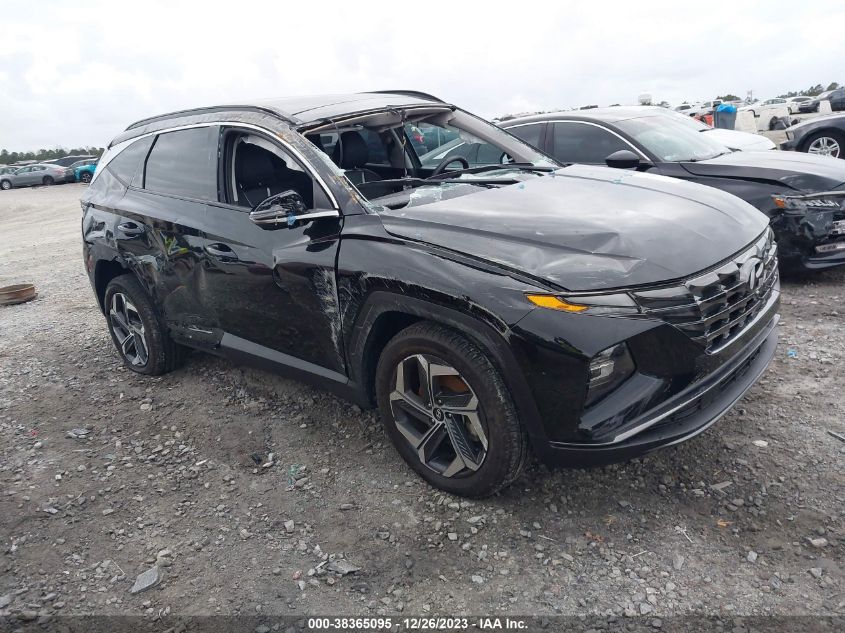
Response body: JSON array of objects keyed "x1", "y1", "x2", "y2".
[
  {"x1": 804, "y1": 130, "x2": 844, "y2": 159},
  {"x1": 104, "y1": 274, "x2": 184, "y2": 375},
  {"x1": 80, "y1": 171, "x2": 93, "y2": 183},
  {"x1": 0, "y1": 179, "x2": 11, "y2": 191},
  {"x1": 375, "y1": 322, "x2": 529, "y2": 498}
]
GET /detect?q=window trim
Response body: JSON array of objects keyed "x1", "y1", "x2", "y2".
[
  {"x1": 99, "y1": 121, "x2": 339, "y2": 210},
  {"x1": 503, "y1": 121, "x2": 547, "y2": 151},
  {"x1": 547, "y1": 119, "x2": 649, "y2": 162}
]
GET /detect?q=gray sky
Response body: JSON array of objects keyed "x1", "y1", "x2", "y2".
[{"x1": 1, "y1": 0, "x2": 843, "y2": 150}]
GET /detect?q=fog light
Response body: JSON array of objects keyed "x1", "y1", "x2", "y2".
[{"x1": 585, "y1": 343, "x2": 635, "y2": 406}]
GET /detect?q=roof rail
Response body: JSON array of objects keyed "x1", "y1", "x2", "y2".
[
  {"x1": 126, "y1": 105, "x2": 287, "y2": 131},
  {"x1": 366, "y1": 90, "x2": 444, "y2": 103}
]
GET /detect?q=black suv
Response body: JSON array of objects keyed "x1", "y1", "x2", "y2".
[{"x1": 82, "y1": 91, "x2": 780, "y2": 497}]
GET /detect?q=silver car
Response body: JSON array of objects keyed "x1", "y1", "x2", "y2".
[{"x1": 0, "y1": 163, "x2": 67, "y2": 190}]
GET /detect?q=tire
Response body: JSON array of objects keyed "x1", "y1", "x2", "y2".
[
  {"x1": 80, "y1": 171, "x2": 93, "y2": 183},
  {"x1": 0, "y1": 179, "x2": 11, "y2": 191},
  {"x1": 802, "y1": 130, "x2": 844, "y2": 159},
  {"x1": 42, "y1": 176, "x2": 54, "y2": 186},
  {"x1": 104, "y1": 274, "x2": 185, "y2": 375},
  {"x1": 375, "y1": 321, "x2": 529, "y2": 498}
]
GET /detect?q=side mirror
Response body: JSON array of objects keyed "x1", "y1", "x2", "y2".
[
  {"x1": 605, "y1": 150, "x2": 642, "y2": 170},
  {"x1": 249, "y1": 190, "x2": 339, "y2": 229}
]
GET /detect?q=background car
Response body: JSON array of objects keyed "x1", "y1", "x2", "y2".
[
  {"x1": 43, "y1": 154, "x2": 97, "y2": 168},
  {"x1": 666, "y1": 108, "x2": 776, "y2": 151},
  {"x1": 0, "y1": 163, "x2": 67, "y2": 190},
  {"x1": 74, "y1": 161, "x2": 99, "y2": 183},
  {"x1": 781, "y1": 113, "x2": 845, "y2": 159},
  {"x1": 674, "y1": 103, "x2": 700, "y2": 116},
  {"x1": 502, "y1": 107, "x2": 845, "y2": 270},
  {"x1": 798, "y1": 89, "x2": 845, "y2": 113},
  {"x1": 64, "y1": 158, "x2": 98, "y2": 183},
  {"x1": 785, "y1": 96, "x2": 813, "y2": 113}
]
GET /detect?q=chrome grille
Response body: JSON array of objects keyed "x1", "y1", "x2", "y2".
[{"x1": 632, "y1": 230, "x2": 778, "y2": 353}]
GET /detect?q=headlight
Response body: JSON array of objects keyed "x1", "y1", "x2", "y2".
[
  {"x1": 585, "y1": 343, "x2": 636, "y2": 406},
  {"x1": 526, "y1": 292, "x2": 640, "y2": 316}
]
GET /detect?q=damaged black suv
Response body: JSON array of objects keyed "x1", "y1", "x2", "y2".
[{"x1": 82, "y1": 91, "x2": 780, "y2": 497}]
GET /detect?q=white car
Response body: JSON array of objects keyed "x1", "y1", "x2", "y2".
[
  {"x1": 667, "y1": 109, "x2": 776, "y2": 151},
  {"x1": 674, "y1": 103, "x2": 700, "y2": 116},
  {"x1": 784, "y1": 96, "x2": 813, "y2": 114}
]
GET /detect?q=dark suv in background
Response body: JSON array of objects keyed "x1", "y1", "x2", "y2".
[{"x1": 82, "y1": 91, "x2": 779, "y2": 497}]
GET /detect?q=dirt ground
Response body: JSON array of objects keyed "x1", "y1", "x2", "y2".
[{"x1": 1, "y1": 184, "x2": 843, "y2": 627}]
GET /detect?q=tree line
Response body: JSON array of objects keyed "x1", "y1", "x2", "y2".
[
  {"x1": 776, "y1": 82, "x2": 839, "y2": 98},
  {"x1": 0, "y1": 147, "x2": 105, "y2": 165}
]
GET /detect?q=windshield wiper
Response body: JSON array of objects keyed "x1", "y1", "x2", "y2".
[{"x1": 428, "y1": 163, "x2": 556, "y2": 179}]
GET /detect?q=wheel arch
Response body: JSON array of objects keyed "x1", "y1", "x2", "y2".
[
  {"x1": 347, "y1": 291, "x2": 545, "y2": 440},
  {"x1": 94, "y1": 259, "x2": 130, "y2": 313},
  {"x1": 800, "y1": 127, "x2": 845, "y2": 151}
]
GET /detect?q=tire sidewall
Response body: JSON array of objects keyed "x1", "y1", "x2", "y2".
[
  {"x1": 104, "y1": 275, "x2": 168, "y2": 375},
  {"x1": 376, "y1": 326, "x2": 524, "y2": 497},
  {"x1": 804, "y1": 130, "x2": 844, "y2": 158}
]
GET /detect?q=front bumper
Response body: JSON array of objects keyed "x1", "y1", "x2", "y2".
[{"x1": 533, "y1": 302, "x2": 779, "y2": 468}]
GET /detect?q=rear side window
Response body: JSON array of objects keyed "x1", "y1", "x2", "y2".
[
  {"x1": 508, "y1": 123, "x2": 544, "y2": 150},
  {"x1": 144, "y1": 127, "x2": 217, "y2": 200},
  {"x1": 106, "y1": 136, "x2": 154, "y2": 186}
]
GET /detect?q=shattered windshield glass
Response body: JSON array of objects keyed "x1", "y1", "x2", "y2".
[
  {"x1": 301, "y1": 107, "x2": 558, "y2": 210},
  {"x1": 617, "y1": 115, "x2": 732, "y2": 162}
]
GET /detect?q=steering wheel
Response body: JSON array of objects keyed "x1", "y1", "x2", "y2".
[{"x1": 430, "y1": 156, "x2": 470, "y2": 177}]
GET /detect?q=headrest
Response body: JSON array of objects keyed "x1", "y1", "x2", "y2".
[
  {"x1": 236, "y1": 143, "x2": 275, "y2": 188},
  {"x1": 331, "y1": 131, "x2": 369, "y2": 169}
]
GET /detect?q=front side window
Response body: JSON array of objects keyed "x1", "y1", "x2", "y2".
[
  {"x1": 551, "y1": 122, "x2": 631, "y2": 164},
  {"x1": 144, "y1": 127, "x2": 217, "y2": 200},
  {"x1": 222, "y1": 131, "x2": 328, "y2": 210}
]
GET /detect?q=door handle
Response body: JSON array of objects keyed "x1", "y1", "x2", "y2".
[
  {"x1": 205, "y1": 243, "x2": 239, "y2": 261},
  {"x1": 117, "y1": 222, "x2": 144, "y2": 236}
]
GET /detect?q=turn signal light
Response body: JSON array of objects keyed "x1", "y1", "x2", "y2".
[{"x1": 525, "y1": 294, "x2": 588, "y2": 312}]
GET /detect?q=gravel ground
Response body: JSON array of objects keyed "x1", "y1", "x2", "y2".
[{"x1": 1, "y1": 184, "x2": 843, "y2": 627}]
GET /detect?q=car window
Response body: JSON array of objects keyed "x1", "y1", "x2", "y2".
[
  {"x1": 551, "y1": 122, "x2": 630, "y2": 164},
  {"x1": 145, "y1": 127, "x2": 217, "y2": 200},
  {"x1": 223, "y1": 130, "x2": 330, "y2": 210},
  {"x1": 507, "y1": 123, "x2": 544, "y2": 150},
  {"x1": 106, "y1": 136, "x2": 154, "y2": 186},
  {"x1": 617, "y1": 115, "x2": 729, "y2": 162}
]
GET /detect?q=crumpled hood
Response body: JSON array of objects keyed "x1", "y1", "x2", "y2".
[
  {"x1": 681, "y1": 150, "x2": 845, "y2": 191},
  {"x1": 378, "y1": 165, "x2": 768, "y2": 291}
]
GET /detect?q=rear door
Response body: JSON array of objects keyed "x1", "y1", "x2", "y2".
[
  {"x1": 113, "y1": 127, "x2": 217, "y2": 345},
  {"x1": 200, "y1": 126, "x2": 346, "y2": 375}
]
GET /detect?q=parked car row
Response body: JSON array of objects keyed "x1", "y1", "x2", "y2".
[
  {"x1": 0, "y1": 157, "x2": 98, "y2": 190},
  {"x1": 80, "y1": 90, "x2": 844, "y2": 497}
]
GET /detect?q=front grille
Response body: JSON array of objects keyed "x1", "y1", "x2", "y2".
[{"x1": 632, "y1": 230, "x2": 778, "y2": 353}]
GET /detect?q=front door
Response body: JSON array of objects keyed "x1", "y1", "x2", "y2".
[{"x1": 200, "y1": 127, "x2": 346, "y2": 375}]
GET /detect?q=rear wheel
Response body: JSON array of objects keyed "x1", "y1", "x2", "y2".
[
  {"x1": 0, "y1": 180, "x2": 11, "y2": 191},
  {"x1": 375, "y1": 322, "x2": 529, "y2": 498},
  {"x1": 42, "y1": 176, "x2": 54, "y2": 186},
  {"x1": 804, "y1": 130, "x2": 844, "y2": 159},
  {"x1": 104, "y1": 274, "x2": 184, "y2": 375}
]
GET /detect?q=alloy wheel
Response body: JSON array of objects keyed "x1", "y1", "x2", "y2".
[
  {"x1": 388, "y1": 354, "x2": 488, "y2": 477},
  {"x1": 109, "y1": 292, "x2": 149, "y2": 367},
  {"x1": 808, "y1": 136, "x2": 841, "y2": 158}
]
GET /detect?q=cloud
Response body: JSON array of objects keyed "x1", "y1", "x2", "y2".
[{"x1": 0, "y1": 0, "x2": 842, "y2": 149}]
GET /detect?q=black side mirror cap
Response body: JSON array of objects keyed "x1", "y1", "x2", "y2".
[
  {"x1": 249, "y1": 190, "x2": 339, "y2": 229},
  {"x1": 605, "y1": 150, "x2": 642, "y2": 169}
]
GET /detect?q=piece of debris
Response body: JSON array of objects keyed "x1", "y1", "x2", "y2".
[
  {"x1": 747, "y1": 551, "x2": 758, "y2": 563},
  {"x1": 752, "y1": 440, "x2": 768, "y2": 448},
  {"x1": 284, "y1": 520, "x2": 295, "y2": 533},
  {"x1": 827, "y1": 430, "x2": 845, "y2": 443},
  {"x1": 808, "y1": 537, "x2": 828, "y2": 548},
  {"x1": 261, "y1": 453, "x2": 275, "y2": 468},
  {"x1": 0, "y1": 283, "x2": 37, "y2": 306},
  {"x1": 339, "y1": 503, "x2": 356, "y2": 511},
  {"x1": 471, "y1": 575, "x2": 484, "y2": 584},
  {"x1": 710, "y1": 481, "x2": 733, "y2": 494},
  {"x1": 326, "y1": 559, "x2": 360, "y2": 576},
  {"x1": 67, "y1": 428, "x2": 90, "y2": 439},
  {"x1": 129, "y1": 566, "x2": 161, "y2": 594}
]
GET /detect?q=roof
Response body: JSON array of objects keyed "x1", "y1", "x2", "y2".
[
  {"x1": 126, "y1": 90, "x2": 446, "y2": 131},
  {"x1": 503, "y1": 106, "x2": 668, "y2": 126}
]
